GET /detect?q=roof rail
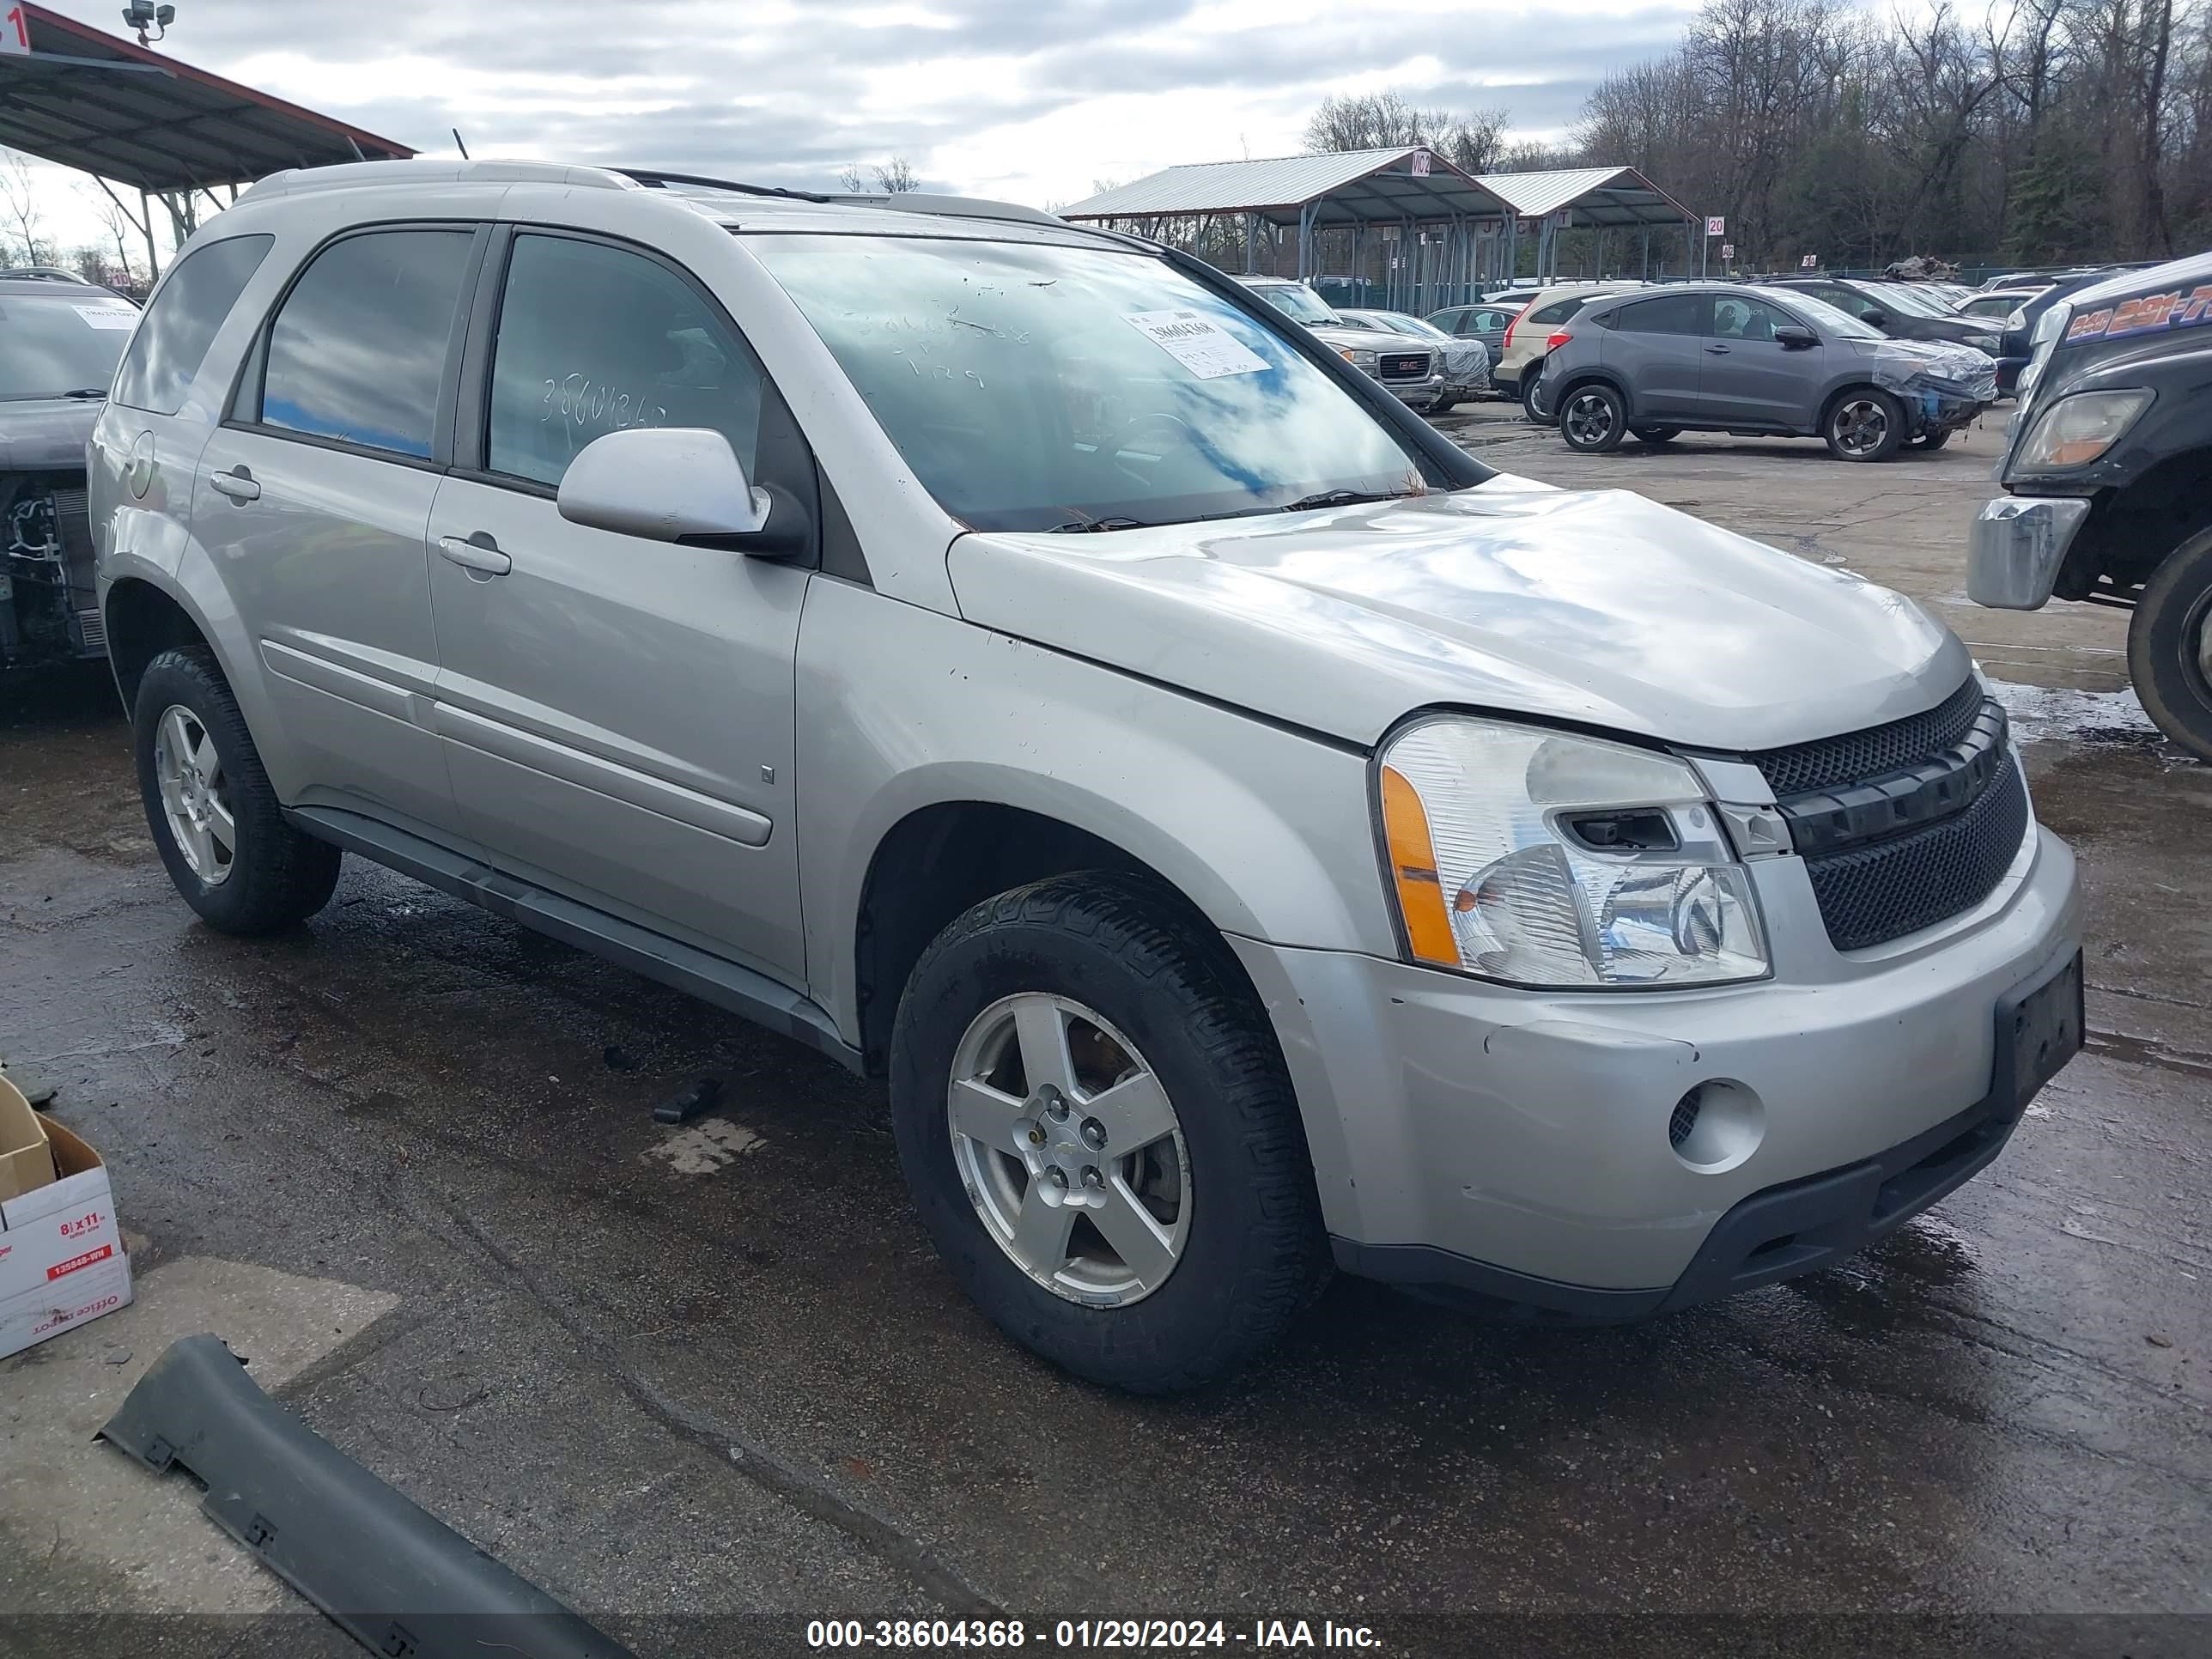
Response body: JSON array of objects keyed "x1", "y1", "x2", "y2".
[
  {"x1": 239, "y1": 160, "x2": 638, "y2": 203},
  {"x1": 842, "y1": 191, "x2": 1070, "y2": 230},
  {"x1": 616, "y1": 168, "x2": 834, "y2": 204}
]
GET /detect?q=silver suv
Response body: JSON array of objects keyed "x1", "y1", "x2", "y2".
[{"x1": 91, "y1": 161, "x2": 2082, "y2": 1392}]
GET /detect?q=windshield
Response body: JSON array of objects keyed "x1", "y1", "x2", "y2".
[
  {"x1": 1753, "y1": 286, "x2": 1882, "y2": 342},
  {"x1": 750, "y1": 234, "x2": 1436, "y2": 533},
  {"x1": 1246, "y1": 282, "x2": 1336, "y2": 325},
  {"x1": 0, "y1": 291, "x2": 136, "y2": 399},
  {"x1": 1377, "y1": 314, "x2": 1449, "y2": 342},
  {"x1": 1862, "y1": 283, "x2": 1951, "y2": 319}
]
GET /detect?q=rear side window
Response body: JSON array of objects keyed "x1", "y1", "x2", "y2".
[
  {"x1": 1612, "y1": 294, "x2": 1702, "y2": 335},
  {"x1": 1528, "y1": 296, "x2": 1584, "y2": 325},
  {"x1": 112, "y1": 234, "x2": 272, "y2": 416},
  {"x1": 258, "y1": 229, "x2": 473, "y2": 459},
  {"x1": 485, "y1": 234, "x2": 766, "y2": 489}
]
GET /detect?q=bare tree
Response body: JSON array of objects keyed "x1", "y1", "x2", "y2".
[
  {"x1": 0, "y1": 150, "x2": 47, "y2": 266},
  {"x1": 839, "y1": 163, "x2": 866, "y2": 193},
  {"x1": 1303, "y1": 91, "x2": 1510, "y2": 173},
  {"x1": 872, "y1": 156, "x2": 919, "y2": 193},
  {"x1": 76, "y1": 181, "x2": 138, "y2": 285}
]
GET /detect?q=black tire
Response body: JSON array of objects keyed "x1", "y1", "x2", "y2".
[
  {"x1": 133, "y1": 647, "x2": 342, "y2": 934},
  {"x1": 890, "y1": 872, "x2": 1325, "y2": 1393},
  {"x1": 1630, "y1": 426, "x2": 1680, "y2": 444},
  {"x1": 1825, "y1": 387, "x2": 1905, "y2": 461},
  {"x1": 1912, "y1": 427, "x2": 1953, "y2": 450},
  {"x1": 1558, "y1": 382, "x2": 1627, "y2": 453},
  {"x1": 2128, "y1": 526, "x2": 2212, "y2": 763},
  {"x1": 1520, "y1": 368, "x2": 1549, "y2": 422},
  {"x1": 1429, "y1": 395, "x2": 1456, "y2": 416}
]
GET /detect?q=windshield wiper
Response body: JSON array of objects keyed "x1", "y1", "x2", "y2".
[
  {"x1": 1280, "y1": 489, "x2": 1413, "y2": 514},
  {"x1": 60, "y1": 387, "x2": 108, "y2": 399},
  {"x1": 1044, "y1": 514, "x2": 1151, "y2": 532}
]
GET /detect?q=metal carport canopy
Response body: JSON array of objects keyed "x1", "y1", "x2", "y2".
[
  {"x1": 1474, "y1": 166, "x2": 1695, "y2": 228},
  {"x1": 0, "y1": 2, "x2": 413, "y2": 192},
  {"x1": 1059, "y1": 148, "x2": 1516, "y2": 226}
]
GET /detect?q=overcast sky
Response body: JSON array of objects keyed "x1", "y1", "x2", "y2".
[{"x1": 28, "y1": 0, "x2": 1707, "y2": 258}]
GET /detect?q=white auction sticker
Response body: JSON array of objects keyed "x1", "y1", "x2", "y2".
[
  {"x1": 1123, "y1": 309, "x2": 1268, "y2": 379},
  {"x1": 75, "y1": 306, "x2": 137, "y2": 331}
]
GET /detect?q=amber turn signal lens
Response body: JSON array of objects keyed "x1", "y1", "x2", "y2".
[{"x1": 1379, "y1": 764, "x2": 1457, "y2": 965}]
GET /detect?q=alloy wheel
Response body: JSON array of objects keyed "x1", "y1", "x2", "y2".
[
  {"x1": 152, "y1": 704, "x2": 235, "y2": 885},
  {"x1": 1564, "y1": 390, "x2": 1616, "y2": 447},
  {"x1": 947, "y1": 993, "x2": 1191, "y2": 1307},
  {"x1": 1832, "y1": 398, "x2": 1889, "y2": 457}
]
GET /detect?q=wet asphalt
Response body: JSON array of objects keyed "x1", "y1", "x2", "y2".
[{"x1": 1, "y1": 418, "x2": 2207, "y2": 1658}]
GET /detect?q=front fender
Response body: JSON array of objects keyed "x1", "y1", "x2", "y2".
[{"x1": 794, "y1": 579, "x2": 1397, "y2": 1047}]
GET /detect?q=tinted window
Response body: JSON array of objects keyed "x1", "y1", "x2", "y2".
[
  {"x1": 1528, "y1": 296, "x2": 1586, "y2": 325},
  {"x1": 259, "y1": 230, "x2": 471, "y2": 459},
  {"x1": 112, "y1": 234, "x2": 271, "y2": 415},
  {"x1": 1613, "y1": 294, "x2": 1702, "y2": 335},
  {"x1": 487, "y1": 235, "x2": 765, "y2": 489},
  {"x1": 0, "y1": 291, "x2": 137, "y2": 400}
]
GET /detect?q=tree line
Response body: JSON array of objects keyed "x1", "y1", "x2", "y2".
[{"x1": 1310, "y1": 0, "x2": 2212, "y2": 274}]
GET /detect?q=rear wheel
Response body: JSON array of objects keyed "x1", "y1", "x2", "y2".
[
  {"x1": 134, "y1": 648, "x2": 343, "y2": 934},
  {"x1": 1825, "y1": 388, "x2": 1905, "y2": 461},
  {"x1": 2128, "y1": 526, "x2": 2212, "y2": 762},
  {"x1": 1559, "y1": 383, "x2": 1626, "y2": 453},
  {"x1": 890, "y1": 872, "x2": 1325, "y2": 1393},
  {"x1": 1630, "y1": 426, "x2": 1680, "y2": 444}
]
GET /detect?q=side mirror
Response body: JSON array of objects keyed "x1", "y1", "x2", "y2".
[
  {"x1": 556, "y1": 427, "x2": 809, "y2": 559},
  {"x1": 1774, "y1": 325, "x2": 1817, "y2": 349}
]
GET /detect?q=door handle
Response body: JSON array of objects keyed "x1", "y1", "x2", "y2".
[
  {"x1": 1704, "y1": 344, "x2": 1731, "y2": 355},
  {"x1": 209, "y1": 467, "x2": 260, "y2": 502},
  {"x1": 437, "y1": 533, "x2": 512, "y2": 577}
]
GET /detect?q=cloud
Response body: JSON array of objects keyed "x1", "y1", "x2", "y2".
[{"x1": 25, "y1": 0, "x2": 1701, "y2": 253}]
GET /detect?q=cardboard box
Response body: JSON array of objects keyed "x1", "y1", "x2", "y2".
[
  {"x1": 0, "y1": 1074, "x2": 55, "y2": 1202},
  {"x1": 0, "y1": 1090, "x2": 134, "y2": 1360}
]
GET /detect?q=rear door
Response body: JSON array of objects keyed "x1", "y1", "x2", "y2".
[
  {"x1": 189, "y1": 224, "x2": 481, "y2": 842},
  {"x1": 424, "y1": 228, "x2": 811, "y2": 981},
  {"x1": 1600, "y1": 292, "x2": 1705, "y2": 419},
  {"x1": 1699, "y1": 294, "x2": 1815, "y2": 428}
]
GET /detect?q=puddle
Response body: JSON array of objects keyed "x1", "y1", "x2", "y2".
[{"x1": 1982, "y1": 678, "x2": 2175, "y2": 750}]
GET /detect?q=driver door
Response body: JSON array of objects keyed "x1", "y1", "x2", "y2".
[{"x1": 425, "y1": 228, "x2": 812, "y2": 981}]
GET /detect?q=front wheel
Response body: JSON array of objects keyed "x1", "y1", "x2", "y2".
[
  {"x1": 2129, "y1": 526, "x2": 2212, "y2": 762},
  {"x1": 1559, "y1": 384, "x2": 1626, "y2": 453},
  {"x1": 890, "y1": 872, "x2": 1325, "y2": 1393},
  {"x1": 1826, "y1": 388, "x2": 1905, "y2": 461},
  {"x1": 133, "y1": 649, "x2": 343, "y2": 934}
]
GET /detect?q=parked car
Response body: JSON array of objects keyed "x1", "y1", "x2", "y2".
[
  {"x1": 1984, "y1": 269, "x2": 2126, "y2": 394},
  {"x1": 1529, "y1": 283, "x2": 1996, "y2": 459},
  {"x1": 1424, "y1": 296, "x2": 1530, "y2": 386},
  {"x1": 1766, "y1": 276, "x2": 2003, "y2": 357},
  {"x1": 94, "y1": 161, "x2": 2081, "y2": 1392},
  {"x1": 1498, "y1": 283, "x2": 1645, "y2": 413},
  {"x1": 1232, "y1": 276, "x2": 1449, "y2": 410},
  {"x1": 1335, "y1": 307, "x2": 1490, "y2": 410},
  {"x1": 0, "y1": 277, "x2": 139, "y2": 670},
  {"x1": 1970, "y1": 250, "x2": 2212, "y2": 759},
  {"x1": 1954, "y1": 288, "x2": 2043, "y2": 324}
]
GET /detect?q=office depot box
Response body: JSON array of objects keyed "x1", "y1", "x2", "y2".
[{"x1": 0, "y1": 1091, "x2": 133, "y2": 1360}]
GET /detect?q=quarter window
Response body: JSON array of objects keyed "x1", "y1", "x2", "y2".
[
  {"x1": 1528, "y1": 297, "x2": 1585, "y2": 325},
  {"x1": 486, "y1": 234, "x2": 765, "y2": 489},
  {"x1": 258, "y1": 229, "x2": 472, "y2": 459},
  {"x1": 112, "y1": 234, "x2": 272, "y2": 416}
]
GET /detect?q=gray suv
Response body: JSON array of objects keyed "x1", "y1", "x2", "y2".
[
  {"x1": 1531, "y1": 285, "x2": 1996, "y2": 459},
  {"x1": 90, "y1": 162, "x2": 2080, "y2": 1392}
]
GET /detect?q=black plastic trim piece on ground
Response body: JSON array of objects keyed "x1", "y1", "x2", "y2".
[
  {"x1": 1335, "y1": 945, "x2": 2082, "y2": 1324},
  {"x1": 99, "y1": 1335, "x2": 633, "y2": 1659}
]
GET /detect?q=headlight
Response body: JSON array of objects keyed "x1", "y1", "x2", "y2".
[
  {"x1": 1340, "y1": 346, "x2": 1377, "y2": 368},
  {"x1": 2013, "y1": 389, "x2": 2152, "y2": 470},
  {"x1": 1376, "y1": 718, "x2": 1769, "y2": 988}
]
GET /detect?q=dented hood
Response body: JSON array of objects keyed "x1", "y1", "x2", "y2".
[{"x1": 946, "y1": 473, "x2": 1969, "y2": 750}]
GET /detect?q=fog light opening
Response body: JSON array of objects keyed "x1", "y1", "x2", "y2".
[{"x1": 1669, "y1": 1079, "x2": 1765, "y2": 1173}]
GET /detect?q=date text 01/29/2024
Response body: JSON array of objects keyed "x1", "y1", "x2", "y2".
[{"x1": 805, "y1": 1620, "x2": 1383, "y2": 1650}]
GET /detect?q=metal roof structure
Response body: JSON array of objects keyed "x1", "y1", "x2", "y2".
[
  {"x1": 1060, "y1": 148, "x2": 1515, "y2": 227},
  {"x1": 1474, "y1": 166, "x2": 1695, "y2": 228},
  {"x1": 0, "y1": 3, "x2": 413, "y2": 193}
]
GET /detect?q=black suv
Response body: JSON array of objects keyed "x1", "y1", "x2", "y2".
[
  {"x1": 1968, "y1": 250, "x2": 2212, "y2": 759},
  {"x1": 1767, "y1": 276, "x2": 2001, "y2": 356}
]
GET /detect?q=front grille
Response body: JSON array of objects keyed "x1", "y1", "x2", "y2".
[
  {"x1": 1377, "y1": 351, "x2": 1430, "y2": 381},
  {"x1": 1803, "y1": 763, "x2": 2029, "y2": 951},
  {"x1": 1751, "y1": 677, "x2": 1986, "y2": 799},
  {"x1": 1747, "y1": 677, "x2": 2031, "y2": 951}
]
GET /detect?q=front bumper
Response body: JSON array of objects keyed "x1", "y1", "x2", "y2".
[
  {"x1": 1375, "y1": 372, "x2": 1447, "y2": 407},
  {"x1": 1231, "y1": 819, "x2": 2080, "y2": 1313},
  {"x1": 1969, "y1": 495, "x2": 2091, "y2": 609}
]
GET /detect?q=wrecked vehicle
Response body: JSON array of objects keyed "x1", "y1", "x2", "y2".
[
  {"x1": 1971, "y1": 250, "x2": 2212, "y2": 760},
  {"x1": 0, "y1": 277, "x2": 137, "y2": 669},
  {"x1": 1531, "y1": 283, "x2": 1994, "y2": 458},
  {"x1": 93, "y1": 162, "x2": 2080, "y2": 1393}
]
